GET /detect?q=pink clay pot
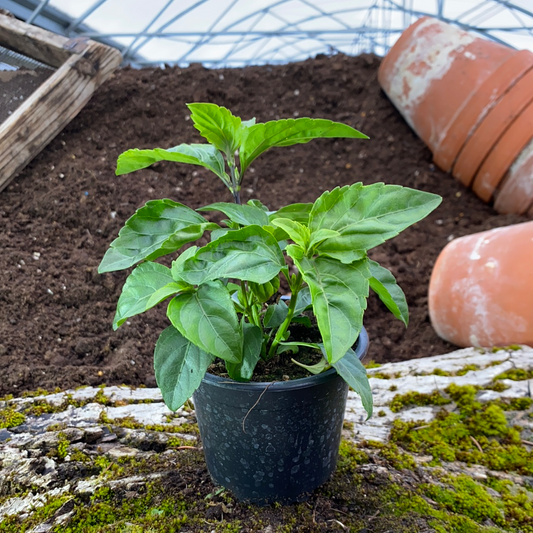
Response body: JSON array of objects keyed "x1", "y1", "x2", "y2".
[
  {"x1": 452, "y1": 66, "x2": 533, "y2": 188},
  {"x1": 428, "y1": 222, "x2": 533, "y2": 348},
  {"x1": 471, "y1": 98, "x2": 533, "y2": 202},
  {"x1": 379, "y1": 17, "x2": 533, "y2": 218},
  {"x1": 435, "y1": 49, "x2": 533, "y2": 173},
  {"x1": 378, "y1": 16, "x2": 516, "y2": 160}
]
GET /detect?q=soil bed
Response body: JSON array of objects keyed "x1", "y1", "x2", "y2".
[{"x1": 0, "y1": 53, "x2": 526, "y2": 396}]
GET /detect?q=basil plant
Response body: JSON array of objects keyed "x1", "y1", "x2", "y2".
[{"x1": 99, "y1": 103, "x2": 442, "y2": 418}]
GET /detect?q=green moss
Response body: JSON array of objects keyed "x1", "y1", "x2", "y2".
[
  {"x1": 389, "y1": 384, "x2": 398, "y2": 392},
  {"x1": 455, "y1": 364, "x2": 479, "y2": 376},
  {"x1": 485, "y1": 381, "x2": 510, "y2": 392},
  {"x1": 378, "y1": 410, "x2": 387, "y2": 417},
  {"x1": 0, "y1": 406, "x2": 25, "y2": 428},
  {"x1": 500, "y1": 397, "x2": 533, "y2": 411},
  {"x1": 336, "y1": 439, "x2": 369, "y2": 475},
  {"x1": 390, "y1": 384, "x2": 533, "y2": 475},
  {"x1": 51, "y1": 432, "x2": 70, "y2": 460},
  {"x1": 389, "y1": 390, "x2": 451, "y2": 413},
  {"x1": 495, "y1": 368, "x2": 533, "y2": 381},
  {"x1": 425, "y1": 474, "x2": 504, "y2": 525},
  {"x1": 364, "y1": 360, "x2": 382, "y2": 369},
  {"x1": 492, "y1": 345, "x2": 522, "y2": 352},
  {"x1": 47, "y1": 422, "x2": 68, "y2": 432},
  {"x1": 371, "y1": 372, "x2": 391, "y2": 379},
  {"x1": 432, "y1": 368, "x2": 452, "y2": 377},
  {"x1": 379, "y1": 442, "x2": 417, "y2": 470}
]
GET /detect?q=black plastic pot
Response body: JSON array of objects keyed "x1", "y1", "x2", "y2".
[{"x1": 193, "y1": 326, "x2": 369, "y2": 505}]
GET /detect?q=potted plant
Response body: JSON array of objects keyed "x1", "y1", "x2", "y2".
[{"x1": 99, "y1": 103, "x2": 441, "y2": 504}]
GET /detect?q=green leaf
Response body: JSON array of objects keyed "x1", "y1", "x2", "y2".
[
  {"x1": 292, "y1": 316, "x2": 312, "y2": 328},
  {"x1": 249, "y1": 275, "x2": 280, "y2": 303},
  {"x1": 292, "y1": 356, "x2": 329, "y2": 375},
  {"x1": 240, "y1": 117, "x2": 367, "y2": 174},
  {"x1": 247, "y1": 199, "x2": 269, "y2": 211},
  {"x1": 293, "y1": 286, "x2": 312, "y2": 316},
  {"x1": 198, "y1": 202, "x2": 269, "y2": 227},
  {"x1": 269, "y1": 203, "x2": 312, "y2": 225},
  {"x1": 116, "y1": 144, "x2": 228, "y2": 183},
  {"x1": 99, "y1": 200, "x2": 216, "y2": 273},
  {"x1": 113, "y1": 262, "x2": 187, "y2": 330},
  {"x1": 167, "y1": 281, "x2": 243, "y2": 364},
  {"x1": 263, "y1": 301, "x2": 289, "y2": 328},
  {"x1": 270, "y1": 218, "x2": 310, "y2": 248},
  {"x1": 289, "y1": 254, "x2": 370, "y2": 364},
  {"x1": 309, "y1": 183, "x2": 442, "y2": 263},
  {"x1": 309, "y1": 229, "x2": 341, "y2": 249},
  {"x1": 154, "y1": 326, "x2": 214, "y2": 411},
  {"x1": 171, "y1": 246, "x2": 198, "y2": 281},
  {"x1": 187, "y1": 103, "x2": 242, "y2": 156},
  {"x1": 332, "y1": 348, "x2": 373, "y2": 419},
  {"x1": 226, "y1": 322, "x2": 262, "y2": 381},
  {"x1": 368, "y1": 259, "x2": 409, "y2": 327},
  {"x1": 179, "y1": 225, "x2": 286, "y2": 285},
  {"x1": 282, "y1": 341, "x2": 321, "y2": 350},
  {"x1": 241, "y1": 117, "x2": 256, "y2": 128}
]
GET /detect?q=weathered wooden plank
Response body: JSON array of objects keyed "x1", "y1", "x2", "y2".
[
  {"x1": 0, "y1": 13, "x2": 76, "y2": 68},
  {"x1": 0, "y1": 40, "x2": 122, "y2": 192}
]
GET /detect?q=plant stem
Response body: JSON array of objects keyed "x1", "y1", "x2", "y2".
[
  {"x1": 240, "y1": 282, "x2": 260, "y2": 328},
  {"x1": 228, "y1": 158, "x2": 241, "y2": 205},
  {"x1": 268, "y1": 272, "x2": 303, "y2": 359}
]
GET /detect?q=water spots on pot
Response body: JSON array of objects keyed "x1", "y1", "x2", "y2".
[{"x1": 192, "y1": 367, "x2": 356, "y2": 504}]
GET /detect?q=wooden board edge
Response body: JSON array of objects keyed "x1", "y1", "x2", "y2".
[{"x1": 0, "y1": 41, "x2": 122, "y2": 192}]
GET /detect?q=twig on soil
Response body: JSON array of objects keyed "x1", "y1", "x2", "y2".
[
  {"x1": 470, "y1": 436, "x2": 484, "y2": 453},
  {"x1": 175, "y1": 446, "x2": 198, "y2": 450},
  {"x1": 522, "y1": 439, "x2": 533, "y2": 447},
  {"x1": 327, "y1": 519, "x2": 348, "y2": 530},
  {"x1": 368, "y1": 509, "x2": 381, "y2": 522},
  {"x1": 331, "y1": 508, "x2": 350, "y2": 517},
  {"x1": 242, "y1": 381, "x2": 276, "y2": 434}
]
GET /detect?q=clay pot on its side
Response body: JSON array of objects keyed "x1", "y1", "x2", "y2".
[
  {"x1": 452, "y1": 66, "x2": 533, "y2": 188},
  {"x1": 378, "y1": 16, "x2": 533, "y2": 217},
  {"x1": 378, "y1": 16, "x2": 520, "y2": 163},
  {"x1": 428, "y1": 222, "x2": 533, "y2": 348}
]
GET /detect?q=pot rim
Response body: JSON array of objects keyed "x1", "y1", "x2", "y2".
[{"x1": 200, "y1": 326, "x2": 369, "y2": 392}]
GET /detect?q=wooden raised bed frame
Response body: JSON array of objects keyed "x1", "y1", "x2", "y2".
[{"x1": 0, "y1": 13, "x2": 122, "y2": 192}]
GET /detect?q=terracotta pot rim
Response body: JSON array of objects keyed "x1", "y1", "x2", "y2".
[
  {"x1": 453, "y1": 66, "x2": 533, "y2": 188},
  {"x1": 472, "y1": 97, "x2": 533, "y2": 202},
  {"x1": 433, "y1": 50, "x2": 533, "y2": 172}
]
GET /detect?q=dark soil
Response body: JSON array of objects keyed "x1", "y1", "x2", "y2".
[
  {"x1": 0, "y1": 67, "x2": 53, "y2": 123},
  {"x1": 0, "y1": 53, "x2": 526, "y2": 396}
]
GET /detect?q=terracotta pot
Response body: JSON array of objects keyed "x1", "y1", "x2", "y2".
[
  {"x1": 434, "y1": 49, "x2": 533, "y2": 173},
  {"x1": 453, "y1": 67, "x2": 533, "y2": 188},
  {"x1": 471, "y1": 98, "x2": 533, "y2": 202},
  {"x1": 493, "y1": 138, "x2": 533, "y2": 215},
  {"x1": 378, "y1": 17, "x2": 516, "y2": 158},
  {"x1": 428, "y1": 222, "x2": 533, "y2": 348}
]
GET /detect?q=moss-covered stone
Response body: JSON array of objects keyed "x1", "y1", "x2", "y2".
[
  {"x1": 389, "y1": 390, "x2": 452, "y2": 413},
  {"x1": 0, "y1": 406, "x2": 25, "y2": 428}
]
